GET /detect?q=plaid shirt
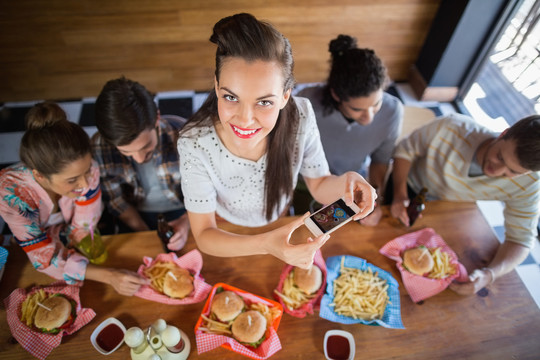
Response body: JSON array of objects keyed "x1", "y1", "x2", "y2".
[{"x1": 91, "y1": 115, "x2": 185, "y2": 217}]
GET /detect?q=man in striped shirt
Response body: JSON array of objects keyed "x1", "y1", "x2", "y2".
[{"x1": 390, "y1": 113, "x2": 540, "y2": 294}]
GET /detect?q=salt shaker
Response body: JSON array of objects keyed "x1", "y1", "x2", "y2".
[{"x1": 124, "y1": 327, "x2": 155, "y2": 360}]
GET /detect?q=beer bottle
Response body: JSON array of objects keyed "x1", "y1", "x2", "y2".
[
  {"x1": 407, "y1": 188, "x2": 428, "y2": 226},
  {"x1": 157, "y1": 214, "x2": 174, "y2": 252}
]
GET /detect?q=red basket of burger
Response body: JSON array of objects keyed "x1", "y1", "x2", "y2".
[
  {"x1": 194, "y1": 283, "x2": 283, "y2": 359},
  {"x1": 135, "y1": 249, "x2": 212, "y2": 304},
  {"x1": 379, "y1": 228, "x2": 468, "y2": 302},
  {"x1": 273, "y1": 249, "x2": 327, "y2": 318},
  {"x1": 4, "y1": 281, "x2": 96, "y2": 360}
]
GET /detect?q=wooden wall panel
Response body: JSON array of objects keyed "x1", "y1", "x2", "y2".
[{"x1": 0, "y1": 0, "x2": 440, "y2": 102}]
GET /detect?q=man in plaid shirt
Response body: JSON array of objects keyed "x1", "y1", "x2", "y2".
[{"x1": 91, "y1": 77, "x2": 189, "y2": 251}]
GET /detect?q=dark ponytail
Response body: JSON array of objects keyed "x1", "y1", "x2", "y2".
[{"x1": 323, "y1": 34, "x2": 388, "y2": 111}]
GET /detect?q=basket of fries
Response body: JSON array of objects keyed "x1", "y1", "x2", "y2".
[
  {"x1": 273, "y1": 249, "x2": 327, "y2": 318},
  {"x1": 319, "y1": 255, "x2": 404, "y2": 329},
  {"x1": 134, "y1": 249, "x2": 212, "y2": 304},
  {"x1": 379, "y1": 228, "x2": 468, "y2": 302},
  {"x1": 4, "y1": 281, "x2": 96, "y2": 360},
  {"x1": 195, "y1": 283, "x2": 283, "y2": 359}
]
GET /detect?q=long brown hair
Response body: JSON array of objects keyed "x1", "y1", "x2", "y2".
[
  {"x1": 180, "y1": 13, "x2": 299, "y2": 221},
  {"x1": 19, "y1": 102, "x2": 91, "y2": 177}
]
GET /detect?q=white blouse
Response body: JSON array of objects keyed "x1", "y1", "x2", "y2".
[{"x1": 178, "y1": 96, "x2": 329, "y2": 226}]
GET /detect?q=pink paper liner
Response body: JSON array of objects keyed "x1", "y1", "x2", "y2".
[
  {"x1": 134, "y1": 249, "x2": 212, "y2": 304},
  {"x1": 379, "y1": 228, "x2": 468, "y2": 302},
  {"x1": 195, "y1": 283, "x2": 283, "y2": 359},
  {"x1": 273, "y1": 249, "x2": 327, "y2": 317},
  {"x1": 4, "y1": 281, "x2": 96, "y2": 360}
]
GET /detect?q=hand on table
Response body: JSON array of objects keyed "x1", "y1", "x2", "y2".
[
  {"x1": 358, "y1": 205, "x2": 383, "y2": 226},
  {"x1": 449, "y1": 268, "x2": 493, "y2": 295},
  {"x1": 264, "y1": 213, "x2": 330, "y2": 269},
  {"x1": 167, "y1": 213, "x2": 190, "y2": 251},
  {"x1": 390, "y1": 198, "x2": 418, "y2": 226},
  {"x1": 107, "y1": 269, "x2": 150, "y2": 296}
]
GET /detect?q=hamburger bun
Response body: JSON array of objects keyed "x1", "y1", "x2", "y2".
[
  {"x1": 210, "y1": 291, "x2": 245, "y2": 322},
  {"x1": 231, "y1": 310, "x2": 267, "y2": 345},
  {"x1": 34, "y1": 295, "x2": 72, "y2": 331},
  {"x1": 403, "y1": 246, "x2": 434, "y2": 276},
  {"x1": 163, "y1": 269, "x2": 194, "y2": 299},
  {"x1": 293, "y1": 265, "x2": 323, "y2": 294}
]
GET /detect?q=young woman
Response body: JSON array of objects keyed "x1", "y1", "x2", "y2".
[
  {"x1": 177, "y1": 13, "x2": 376, "y2": 269},
  {"x1": 0, "y1": 102, "x2": 148, "y2": 296}
]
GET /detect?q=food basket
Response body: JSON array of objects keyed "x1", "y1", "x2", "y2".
[
  {"x1": 134, "y1": 249, "x2": 211, "y2": 304},
  {"x1": 273, "y1": 249, "x2": 327, "y2": 318},
  {"x1": 319, "y1": 255, "x2": 404, "y2": 329},
  {"x1": 194, "y1": 282, "x2": 283, "y2": 359}
]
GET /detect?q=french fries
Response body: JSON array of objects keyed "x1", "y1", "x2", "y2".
[
  {"x1": 330, "y1": 257, "x2": 389, "y2": 320},
  {"x1": 20, "y1": 289, "x2": 47, "y2": 327},
  {"x1": 274, "y1": 271, "x2": 317, "y2": 310},
  {"x1": 199, "y1": 314, "x2": 233, "y2": 335},
  {"x1": 427, "y1": 247, "x2": 457, "y2": 279},
  {"x1": 250, "y1": 302, "x2": 280, "y2": 327},
  {"x1": 143, "y1": 261, "x2": 188, "y2": 293}
]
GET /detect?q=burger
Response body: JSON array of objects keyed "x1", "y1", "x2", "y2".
[
  {"x1": 231, "y1": 310, "x2": 267, "y2": 348},
  {"x1": 210, "y1": 290, "x2": 245, "y2": 322},
  {"x1": 34, "y1": 294, "x2": 76, "y2": 334},
  {"x1": 293, "y1": 265, "x2": 323, "y2": 295},
  {"x1": 403, "y1": 246, "x2": 434, "y2": 276},
  {"x1": 163, "y1": 268, "x2": 194, "y2": 299}
]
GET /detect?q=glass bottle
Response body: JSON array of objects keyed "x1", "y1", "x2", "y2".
[
  {"x1": 407, "y1": 188, "x2": 428, "y2": 226},
  {"x1": 161, "y1": 325, "x2": 185, "y2": 353},
  {"x1": 157, "y1": 214, "x2": 174, "y2": 252},
  {"x1": 124, "y1": 327, "x2": 152, "y2": 355}
]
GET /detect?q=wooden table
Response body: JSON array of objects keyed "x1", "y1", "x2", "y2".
[{"x1": 1, "y1": 201, "x2": 539, "y2": 359}]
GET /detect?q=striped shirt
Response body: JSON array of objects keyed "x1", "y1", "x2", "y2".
[
  {"x1": 91, "y1": 115, "x2": 185, "y2": 217},
  {"x1": 394, "y1": 114, "x2": 539, "y2": 248}
]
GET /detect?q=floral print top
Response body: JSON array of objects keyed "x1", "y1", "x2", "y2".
[{"x1": 0, "y1": 161, "x2": 102, "y2": 284}]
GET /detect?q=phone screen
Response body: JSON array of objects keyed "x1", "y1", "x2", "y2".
[{"x1": 310, "y1": 199, "x2": 357, "y2": 234}]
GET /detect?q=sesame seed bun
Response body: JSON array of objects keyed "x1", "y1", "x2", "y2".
[
  {"x1": 210, "y1": 291, "x2": 245, "y2": 322},
  {"x1": 231, "y1": 310, "x2": 267, "y2": 345},
  {"x1": 403, "y1": 246, "x2": 434, "y2": 276},
  {"x1": 34, "y1": 295, "x2": 71, "y2": 331},
  {"x1": 293, "y1": 265, "x2": 323, "y2": 295},
  {"x1": 162, "y1": 269, "x2": 194, "y2": 299}
]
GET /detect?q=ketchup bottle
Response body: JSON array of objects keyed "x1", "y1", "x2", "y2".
[
  {"x1": 407, "y1": 188, "x2": 428, "y2": 226},
  {"x1": 157, "y1": 214, "x2": 174, "y2": 252}
]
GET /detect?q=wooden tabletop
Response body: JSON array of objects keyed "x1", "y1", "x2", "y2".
[{"x1": 1, "y1": 201, "x2": 539, "y2": 359}]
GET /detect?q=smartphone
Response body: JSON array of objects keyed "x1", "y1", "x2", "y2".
[{"x1": 304, "y1": 197, "x2": 361, "y2": 237}]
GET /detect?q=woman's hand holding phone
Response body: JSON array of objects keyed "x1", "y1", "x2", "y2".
[
  {"x1": 263, "y1": 213, "x2": 330, "y2": 269},
  {"x1": 303, "y1": 172, "x2": 377, "y2": 237},
  {"x1": 343, "y1": 171, "x2": 377, "y2": 221},
  {"x1": 304, "y1": 197, "x2": 361, "y2": 237}
]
